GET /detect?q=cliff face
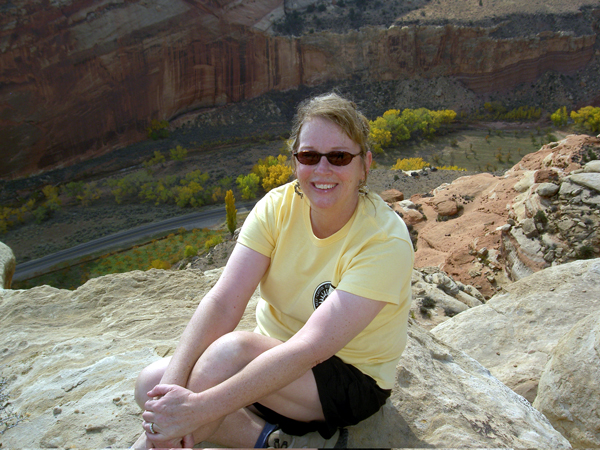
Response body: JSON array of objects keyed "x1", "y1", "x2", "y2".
[{"x1": 0, "y1": 0, "x2": 597, "y2": 179}]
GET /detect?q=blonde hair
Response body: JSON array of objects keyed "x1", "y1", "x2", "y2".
[{"x1": 288, "y1": 93, "x2": 371, "y2": 180}]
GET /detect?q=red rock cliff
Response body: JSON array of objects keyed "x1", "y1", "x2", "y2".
[{"x1": 0, "y1": 0, "x2": 596, "y2": 179}]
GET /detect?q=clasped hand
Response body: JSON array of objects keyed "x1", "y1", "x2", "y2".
[{"x1": 142, "y1": 384, "x2": 200, "y2": 446}]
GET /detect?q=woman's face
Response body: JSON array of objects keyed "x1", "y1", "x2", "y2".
[{"x1": 295, "y1": 117, "x2": 371, "y2": 220}]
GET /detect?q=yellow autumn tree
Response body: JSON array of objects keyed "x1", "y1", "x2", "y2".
[
  {"x1": 252, "y1": 154, "x2": 293, "y2": 192},
  {"x1": 571, "y1": 106, "x2": 600, "y2": 134},
  {"x1": 391, "y1": 157, "x2": 430, "y2": 171},
  {"x1": 225, "y1": 189, "x2": 237, "y2": 235},
  {"x1": 551, "y1": 106, "x2": 569, "y2": 127}
]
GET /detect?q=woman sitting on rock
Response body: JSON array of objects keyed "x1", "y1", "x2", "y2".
[{"x1": 133, "y1": 92, "x2": 414, "y2": 448}]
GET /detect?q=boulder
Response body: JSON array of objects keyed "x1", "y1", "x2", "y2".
[
  {"x1": 379, "y1": 189, "x2": 404, "y2": 203},
  {"x1": 432, "y1": 258, "x2": 600, "y2": 405},
  {"x1": 536, "y1": 182, "x2": 560, "y2": 197},
  {"x1": 533, "y1": 314, "x2": 600, "y2": 448},
  {"x1": 433, "y1": 198, "x2": 459, "y2": 217},
  {"x1": 348, "y1": 323, "x2": 570, "y2": 448},
  {"x1": 391, "y1": 203, "x2": 426, "y2": 226},
  {"x1": 568, "y1": 173, "x2": 600, "y2": 193},
  {"x1": 583, "y1": 160, "x2": 600, "y2": 173},
  {"x1": 0, "y1": 241, "x2": 16, "y2": 289},
  {"x1": 0, "y1": 258, "x2": 568, "y2": 448}
]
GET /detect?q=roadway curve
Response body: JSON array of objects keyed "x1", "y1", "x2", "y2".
[{"x1": 14, "y1": 202, "x2": 256, "y2": 281}]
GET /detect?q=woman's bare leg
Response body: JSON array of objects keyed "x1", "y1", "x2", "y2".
[{"x1": 132, "y1": 331, "x2": 325, "y2": 448}]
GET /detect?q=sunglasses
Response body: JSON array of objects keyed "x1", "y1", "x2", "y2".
[{"x1": 293, "y1": 151, "x2": 361, "y2": 167}]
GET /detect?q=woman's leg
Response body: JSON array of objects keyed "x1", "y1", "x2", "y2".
[
  {"x1": 132, "y1": 331, "x2": 324, "y2": 448},
  {"x1": 186, "y1": 331, "x2": 324, "y2": 447}
]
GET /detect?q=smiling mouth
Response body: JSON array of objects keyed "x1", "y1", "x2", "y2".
[{"x1": 314, "y1": 183, "x2": 336, "y2": 190}]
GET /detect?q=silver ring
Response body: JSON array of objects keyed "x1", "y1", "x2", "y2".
[{"x1": 149, "y1": 422, "x2": 156, "y2": 434}]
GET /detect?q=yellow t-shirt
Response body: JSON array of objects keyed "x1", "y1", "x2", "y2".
[{"x1": 237, "y1": 182, "x2": 414, "y2": 389}]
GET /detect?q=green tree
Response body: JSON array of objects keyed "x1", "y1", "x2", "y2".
[
  {"x1": 42, "y1": 185, "x2": 61, "y2": 211},
  {"x1": 77, "y1": 182, "x2": 101, "y2": 207},
  {"x1": 170, "y1": 145, "x2": 187, "y2": 161},
  {"x1": 225, "y1": 189, "x2": 237, "y2": 235},
  {"x1": 143, "y1": 151, "x2": 166, "y2": 170},
  {"x1": 147, "y1": 119, "x2": 170, "y2": 140},
  {"x1": 236, "y1": 173, "x2": 260, "y2": 200},
  {"x1": 551, "y1": 106, "x2": 569, "y2": 127}
]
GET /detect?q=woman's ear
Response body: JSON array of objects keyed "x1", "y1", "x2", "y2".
[{"x1": 365, "y1": 151, "x2": 373, "y2": 175}]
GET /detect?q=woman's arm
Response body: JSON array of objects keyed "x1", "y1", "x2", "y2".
[
  {"x1": 159, "y1": 243, "x2": 270, "y2": 387},
  {"x1": 143, "y1": 289, "x2": 386, "y2": 441}
]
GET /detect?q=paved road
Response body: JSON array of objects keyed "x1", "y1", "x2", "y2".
[{"x1": 14, "y1": 202, "x2": 256, "y2": 281}]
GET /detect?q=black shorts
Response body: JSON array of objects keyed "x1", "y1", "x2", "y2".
[{"x1": 253, "y1": 355, "x2": 391, "y2": 439}]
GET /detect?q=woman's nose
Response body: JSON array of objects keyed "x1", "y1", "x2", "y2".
[{"x1": 314, "y1": 155, "x2": 333, "y2": 172}]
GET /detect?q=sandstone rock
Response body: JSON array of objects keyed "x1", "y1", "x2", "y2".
[
  {"x1": 0, "y1": 268, "x2": 261, "y2": 448},
  {"x1": 583, "y1": 160, "x2": 600, "y2": 173},
  {"x1": 513, "y1": 170, "x2": 537, "y2": 193},
  {"x1": 568, "y1": 173, "x2": 600, "y2": 193},
  {"x1": 409, "y1": 268, "x2": 486, "y2": 330},
  {"x1": 521, "y1": 217, "x2": 539, "y2": 238},
  {"x1": 559, "y1": 179, "x2": 583, "y2": 197},
  {"x1": 432, "y1": 258, "x2": 600, "y2": 404},
  {"x1": 1, "y1": 246, "x2": 565, "y2": 448},
  {"x1": 391, "y1": 203, "x2": 425, "y2": 226},
  {"x1": 534, "y1": 169, "x2": 560, "y2": 184},
  {"x1": 533, "y1": 314, "x2": 600, "y2": 448},
  {"x1": 0, "y1": 241, "x2": 15, "y2": 289},
  {"x1": 432, "y1": 199, "x2": 459, "y2": 217},
  {"x1": 537, "y1": 182, "x2": 560, "y2": 197},
  {"x1": 455, "y1": 290, "x2": 483, "y2": 308},
  {"x1": 379, "y1": 189, "x2": 404, "y2": 203},
  {"x1": 397, "y1": 200, "x2": 417, "y2": 209},
  {"x1": 348, "y1": 322, "x2": 570, "y2": 448},
  {"x1": 426, "y1": 271, "x2": 460, "y2": 296}
]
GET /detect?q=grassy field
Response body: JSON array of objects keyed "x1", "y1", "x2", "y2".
[{"x1": 376, "y1": 127, "x2": 567, "y2": 172}]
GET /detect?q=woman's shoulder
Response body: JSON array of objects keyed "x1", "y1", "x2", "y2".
[
  {"x1": 250, "y1": 182, "x2": 300, "y2": 225},
  {"x1": 358, "y1": 193, "x2": 412, "y2": 242},
  {"x1": 255, "y1": 182, "x2": 296, "y2": 209}
]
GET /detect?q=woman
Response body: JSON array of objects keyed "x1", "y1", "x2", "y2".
[{"x1": 133, "y1": 93, "x2": 414, "y2": 448}]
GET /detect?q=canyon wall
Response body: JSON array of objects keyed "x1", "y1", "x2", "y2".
[{"x1": 0, "y1": 0, "x2": 597, "y2": 179}]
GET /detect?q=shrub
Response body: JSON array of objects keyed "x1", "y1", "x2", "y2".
[
  {"x1": 147, "y1": 119, "x2": 170, "y2": 140},
  {"x1": 143, "y1": 151, "x2": 166, "y2": 169},
  {"x1": 150, "y1": 259, "x2": 171, "y2": 270},
  {"x1": 534, "y1": 210, "x2": 548, "y2": 226},
  {"x1": 577, "y1": 245, "x2": 595, "y2": 260},
  {"x1": 437, "y1": 165, "x2": 467, "y2": 171},
  {"x1": 204, "y1": 234, "x2": 223, "y2": 250},
  {"x1": 170, "y1": 145, "x2": 187, "y2": 161},
  {"x1": 391, "y1": 157, "x2": 429, "y2": 171},
  {"x1": 184, "y1": 245, "x2": 198, "y2": 258}
]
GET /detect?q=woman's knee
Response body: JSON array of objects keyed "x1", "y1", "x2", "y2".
[
  {"x1": 134, "y1": 357, "x2": 170, "y2": 408},
  {"x1": 189, "y1": 331, "x2": 280, "y2": 390}
]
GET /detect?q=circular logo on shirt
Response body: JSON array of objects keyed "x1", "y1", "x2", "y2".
[{"x1": 313, "y1": 281, "x2": 335, "y2": 310}]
